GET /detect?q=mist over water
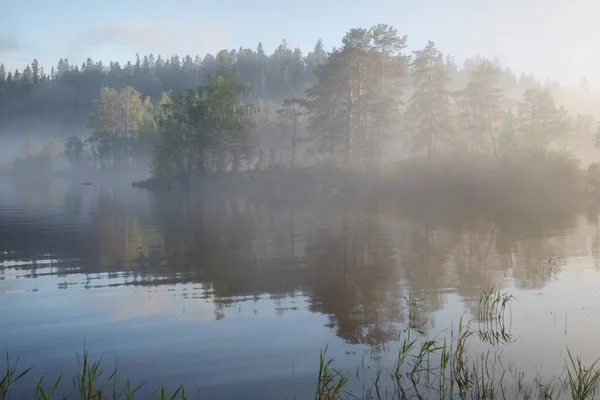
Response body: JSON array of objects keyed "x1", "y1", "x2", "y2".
[
  {"x1": 5, "y1": 5, "x2": 600, "y2": 397},
  {"x1": 0, "y1": 175, "x2": 599, "y2": 398}
]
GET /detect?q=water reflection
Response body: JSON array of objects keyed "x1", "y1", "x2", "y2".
[
  {"x1": 1, "y1": 182, "x2": 589, "y2": 333},
  {"x1": 0, "y1": 178, "x2": 598, "y2": 397}
]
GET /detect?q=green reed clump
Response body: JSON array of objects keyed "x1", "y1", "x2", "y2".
[
  {"x1": 478, "y1": 287, "x2": 515, "y2": 322},
  {"x1": 0, "y1": 346, "x2": 190, "y2": 400},
  {"x1": 315, "y1": 346, "x2": 351, "y2": 400},
  {"x1": 5, "y1": 290, "x2": 600, "y2": 400},
  {"x1": 311, "y1": 292, "x2": 600, "y2": 400},
  {"x1": 1, "y1": 354, "x2": 33, "y2": 400},
  {"x1": 403, "y1": 294, "x2": 427, "y2": 334},
  {"x1": 564, "y1": 349, "x2": 600, "y2": 400}
]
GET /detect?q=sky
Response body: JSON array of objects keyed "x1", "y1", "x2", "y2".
[{"x1": 1, "y1": 0, "x2": 600, "y2": 89}]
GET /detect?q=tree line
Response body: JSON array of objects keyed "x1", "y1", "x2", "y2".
[
  {"x1": 5, "y1": 25, "x2": 600, "y2": 182},
  {"x1": 0, "y1": 39, "x2": 326, "y2": 122},
  {"x1": 1, "y1": 29, "x2": 597, "y2": 128}
]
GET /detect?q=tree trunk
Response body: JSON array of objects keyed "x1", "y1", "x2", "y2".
[
  {"x1": 346, "y1": 81, "x2": 353, "y2": 164},
  {"x1": 357, "y1": 60, "x2": 362, "y2": 162},
  {"x1": 291, "y1": 107, "x2": 297, "y2": 168},
  {"x1": 427, "y1": 54, "x2": 434, "y2": 160},
  {"x1": 487, "y1": 103, "x2": 498, "y2": 161}
]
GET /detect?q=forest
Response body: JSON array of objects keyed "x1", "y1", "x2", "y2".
[{"x1": 2, "y1": 24, "x2": 600, "y2": 191}]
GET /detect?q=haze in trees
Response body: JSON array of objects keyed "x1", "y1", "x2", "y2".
[
  {"x1": 4, "y1": 15, "x2": 600, "y2": 399},
  {"x1": 1, "y1": 23, "x2": 599, "y2": 186}
]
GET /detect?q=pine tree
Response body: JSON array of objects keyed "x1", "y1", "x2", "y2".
[
  {"x1": 31, "y1": 59, "x2": 40, "y2": 84},
  {"x1": 154, "y1": 55, "x2": 258, "y2": 177},
  {"x1": 404, "y1": 41, "x2": 454, "y2": 158},
  {"x1": 277, "y1": 98, "x2": 308, "y2": 167},
  {"x1": 455, "y1": 60, "x2": 504, "y2": 158},
  {"x1": 313, "y1": 39, "x2": 326, "y2": 65},
  {"x1": 22, "y1": 65, "x2": 33, "y2": 85},
  {"x1": 305, "y1": 26, "x2": 406, "y2": 167},
  {"x1": 205, "y1": 57, "x2": 257, "y2": 172},
  {"x1": 257, "y1": 42, "x2": 265, "y2": 57},
  {"x1": 498, "y1": 108, "x2": 518, "y2": 158},
  {"x1": 367, "y1": 24, "x2": 407, "y2": 166},
  {"x1": 518, "y1": 87, "x2": 567, "y2": 151},
  {"x1": 135, "y1": 53, "x2": 142, "y2": 73},
  {"x1": 306, "y1": 39, "x2": 327, "y2": 73},
  {"x1": 0, "y1": 64, "x2": 6, "y2": 117},
  {"x1": 306, "y1": 48, "x2": 350, "y2": 160}
]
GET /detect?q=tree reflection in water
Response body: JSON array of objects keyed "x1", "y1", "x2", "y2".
[{"x1": 0, "y1": 182, "x2": 587, "y2": 354}]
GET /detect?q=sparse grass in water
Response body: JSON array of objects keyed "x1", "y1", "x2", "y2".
[
  {"x1": 564, "y1": 348, "x2": 600, "y2": 400},
  {"x1": 403, "y1": 294, "x2": 427, "y2": 335},
  {"x1": 478, "y1": 287, "x2": 515, "y2": 322},
  {"x1": 3, "y1": 291, "x2": 600, "y2": 399},
  {"x1": 315, "y1": 293, "x2": 600, "y2": 400},
  {"x1": 1, "y1": 354, "x2": 33, "y2": 400},
  {"x1": 0, "y1": 347, "x2": 190, "y2": 400},
  {"x1": 315, "y1": 346, "x2": 353, "y2": 400}
]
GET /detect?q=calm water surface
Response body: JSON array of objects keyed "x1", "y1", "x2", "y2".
[{"x1": 2, "y1": 175, "x2": 600, "y2": 398}]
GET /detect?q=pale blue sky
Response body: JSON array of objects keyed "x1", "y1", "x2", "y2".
[{"x1": 1, "y1": 0, "x2": 600, "y2": 88}]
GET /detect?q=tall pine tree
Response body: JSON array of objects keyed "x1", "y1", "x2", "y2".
[{"x1": 404, "y1": 41, "x2": 454, "y2": 158}]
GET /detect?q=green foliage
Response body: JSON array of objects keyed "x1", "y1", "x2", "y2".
[
  {"x1": 0, "y1": 353, "x2": 33, "y2": 400},
  {"x1": 478, "y1": 287, "x2": 515, "y2": 322},
  {"x1": 517, "y1": 87, "x2": 570, "y2": 151},
  {"x1": 565, "y1": 349, "x2": 600, "y2": 400},
  {"x1": 1, "y1": 26, "x2": 594, "y2": 185},
  {"x1": 88, "y1": 86, "x2": 155, "y2": 167},
  {"x1": 306, "y1": 24, "x2": 407, "y2": 168},
  {"x1": 454, "y1": 61, "x2": 504, "y2": 158},
  {"x1": 7, "y1": 302, "x2": 600, "y2": 399},
  {"x1": 404, "y1": 41, "x2": 454, "y2": 158},
  {"x1": 151, "y1": 92, "x2": 197, "y2": 183},
  {"x1": 1, "y1": 346, "x2": 190, "y2": 400},
  {"x1": 151, "y1": 56, "x2": 258, "y2": 182},
  {"x1": 0, "y1": 38, "x2": 318, "y2": 123},
  {"x1": 315, "y1": 346, "x2": 351, "y2": 400},
  {"x1": 277, "y1": 98, "x2": 309, "y2": 167}
]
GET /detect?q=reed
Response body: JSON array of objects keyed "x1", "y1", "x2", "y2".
[{"x1": 3, "y1": 291, "x2": 600, "y2": 399}]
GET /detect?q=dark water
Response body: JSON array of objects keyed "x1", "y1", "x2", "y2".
[{"x1": 2, "y1": 175, "x2": 600, "y2": 398}]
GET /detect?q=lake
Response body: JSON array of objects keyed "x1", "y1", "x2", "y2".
[{"x1": 1, "y1": 174, "x2": 600, "y2": 399}]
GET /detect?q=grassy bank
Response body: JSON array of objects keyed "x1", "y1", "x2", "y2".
[{"x1": 3, "y1": 290, "x2": 600, "y2": 399}]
